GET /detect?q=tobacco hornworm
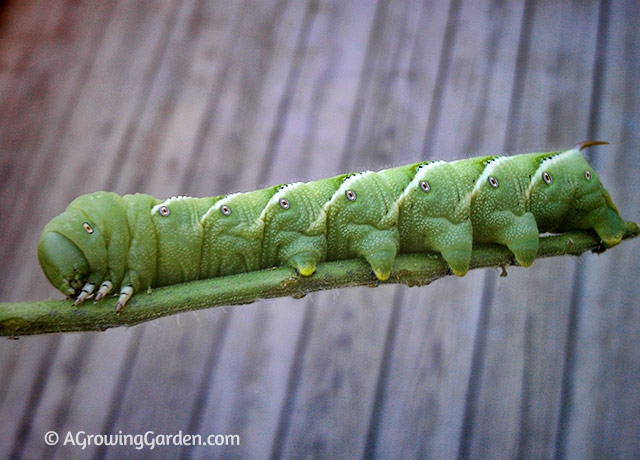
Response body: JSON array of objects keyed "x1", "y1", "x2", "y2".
[{"x1": 38, "y1": 141, "x2": 626, "y2": 312}]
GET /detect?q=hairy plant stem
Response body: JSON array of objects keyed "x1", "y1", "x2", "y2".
[{"x1": 1, "y1": 221, "x2": 638, "y2": 337}]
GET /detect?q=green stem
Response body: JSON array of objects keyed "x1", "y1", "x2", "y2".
[{"x1": 2, "y1": 221, "x2": 638, "y2": 337}]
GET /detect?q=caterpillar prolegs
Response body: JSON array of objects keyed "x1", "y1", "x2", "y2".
[{"x1": 38, "y1": 141, "x2": 626, "y2": 312}]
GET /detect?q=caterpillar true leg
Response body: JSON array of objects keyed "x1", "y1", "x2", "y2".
[
  {"x1": 95, "y1": 281, "x2": 113, "y2": 302},
  {"x1": 115, "y1": 286, "x2": 134, "y2": 313},
  {"x1": 74, "y1": 282, "x2": 96, "y2": 305}
]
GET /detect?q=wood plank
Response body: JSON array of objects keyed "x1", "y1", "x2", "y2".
[
  {"x1": 560, "y1": 0, "x2": 640, "y2": 457},
  {"x1": 373, "y1": 1, "x2": 526, "y2": 457},
  {"x1": 462, "y1": 2, "x2": 603, "y2": 458},
  {"x1": 96, "y1": 2, "x2": 312, "y2": 460},
  {"x1": 0, "y1": 0, "x2": 118, "y2": 302},
  {"x1": 19, "y1": 332, "x2": 137, "y2": 460},
  {"x1": 192, "y1": 2, "x2": 391, "y2": 458},
  {"x1": 0, "y1": 335, "x2": 61, "y2": 459},
  {"x1": 0, "y1": 2, "x2": 192, "y2": 458},
  {"x1": 271, "y1": 1, "x2": 454, "y2": 458}
]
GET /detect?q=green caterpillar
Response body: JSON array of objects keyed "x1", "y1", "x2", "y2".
[{"x1": 38, "y1": 141, "x2": 625, "y2": 312}]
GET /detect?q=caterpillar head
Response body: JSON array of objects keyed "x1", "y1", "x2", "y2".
[
  {"x1": 38, "y1": 220, "x2": 92, "y2": 297},
  {"x1": 37, "y1": 192, "x2": 124, "y2": 299},
  {"x1": 529, "y1": 143, "x2": 624, "y2": 246}
]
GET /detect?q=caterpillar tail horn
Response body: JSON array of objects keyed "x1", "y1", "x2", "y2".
[{"x1": 576, "y1": 140, "x2": 608, "y2": 151}]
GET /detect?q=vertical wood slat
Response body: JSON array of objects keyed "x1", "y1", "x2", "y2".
[
  {"x1": 0, "y1": 0, "x2": 118, "y2": 302},
  {"x1": 463, "y1": 2, "x2": 602, "y2": 459},
  {"x1": 0, "y1": 0, "x2": 638, "y2": 458},
  {"x1": 274, "y1": 1, "x2": 453, "y2": 458},
  {"x1": 561, "y1": 1, "x2": 640, "y2": 458}
]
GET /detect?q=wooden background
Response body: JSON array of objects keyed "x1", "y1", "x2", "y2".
[{"x1": 1, "y1": 0, "x2": 639, "y2": 458}]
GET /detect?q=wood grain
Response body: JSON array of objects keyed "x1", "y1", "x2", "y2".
[{"x1": 0, "y1": 0, "x2": 638, "y2": 458}]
